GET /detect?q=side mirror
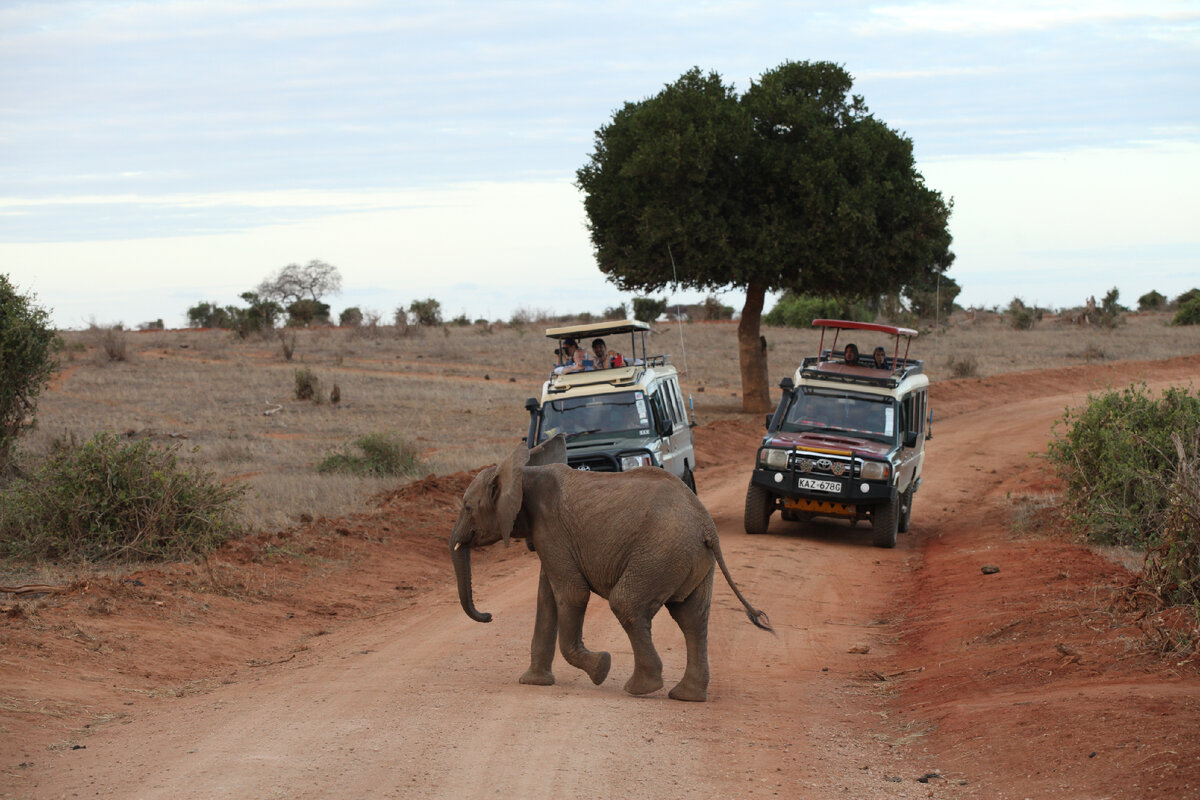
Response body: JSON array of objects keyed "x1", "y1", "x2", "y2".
[
  {"x1": 765, "y1": 414, "x2": 773, "y2": 430},
  {"x1": 524, "y1": 397, "x2": 539, "y2": 412},
  {"x1": 659, "y1": 419, "x2": 674, "y2": 437},
  {"x1": 904, "y1": 431, "x2": 919, "y2": 448}
]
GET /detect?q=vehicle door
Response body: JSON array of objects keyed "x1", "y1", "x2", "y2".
[
  {"x1": 895, "y1": 390, "x2": 926, "y2": 491},
  {"x1": 662, "y1": 377, "x2": 694, "y2": 473}
]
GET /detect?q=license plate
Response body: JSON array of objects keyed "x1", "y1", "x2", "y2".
[{"x1": 798, "y1": 477, "x2": 842, "y2": 494}]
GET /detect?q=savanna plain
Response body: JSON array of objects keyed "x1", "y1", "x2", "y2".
[{"x1": 3, "y1": 311, "x2": 1200, "y2": 799}]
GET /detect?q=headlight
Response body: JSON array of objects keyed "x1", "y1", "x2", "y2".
[
  {"x1": 621, "y1": 455, "x2": 652, "y2": 470},
  {"x1": 759, "y1": 448, "x2": 790, "y2": 470},
  {"x1": 860, "y1": 461, "x2": 890, "y2": 481}
]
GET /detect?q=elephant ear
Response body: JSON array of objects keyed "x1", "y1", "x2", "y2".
[
  {"x1": 527, "y1": 434, "x2": 567, "y2": 467},
  {"x1": 492, "y1": 442, "x2": 531, "y2": 545}
]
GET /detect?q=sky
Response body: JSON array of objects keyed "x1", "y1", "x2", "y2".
[{"x1": 1, "y1": 1, "x2": 1198, "y2": 330}]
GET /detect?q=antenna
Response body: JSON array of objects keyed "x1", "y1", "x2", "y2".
[{"x1": 668, "y1": 244, "x2": 688, "y2": 375}]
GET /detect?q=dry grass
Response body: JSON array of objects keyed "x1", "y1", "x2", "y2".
[{"x1": 27, "y1": 311, "x2": 1197, "y2": 532}]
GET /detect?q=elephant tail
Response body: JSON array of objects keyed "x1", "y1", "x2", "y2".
[{"x1": 708, "y1": 536, "x2": 774, "y2": 634}]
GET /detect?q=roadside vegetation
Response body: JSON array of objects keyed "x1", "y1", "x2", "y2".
[
  {"x1": 0, "y1": 432, "x2": 245, "y2": 562},
  {"x1": 1047, "y1": 384, "x2": 1200, "y2": 629},
  {"x1": 317, "y1": 433, "x2": 426, "y2": 478}
]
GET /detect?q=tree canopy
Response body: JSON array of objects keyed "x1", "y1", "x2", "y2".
[
  {"x1": 257, "y1": 259, "x2": 342, "y2": 306},
  {"x1": 577, "y1": 61, "x2": 954, "y2": 411},
  {"x1": 0, "y1": 274, "x2": 57, "y2": 473}
]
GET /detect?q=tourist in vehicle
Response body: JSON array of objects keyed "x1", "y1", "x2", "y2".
[
  {"x1": 591, "y1": 338, "x2": 624, "y2": 369},
  {"x1": 843, "y1": 343, "x2": 859, "y2": 366},
  {"x1": 554, "y1": 337, "x2": 589, "y2": 373},
  {"x1": 873, "y1": 346, "x2": 888, "y2": 369}
]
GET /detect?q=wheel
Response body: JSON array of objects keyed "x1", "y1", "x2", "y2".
[
  {"x1": 872, "y1": 492, "x2": 899, "y2": 548},
  {"x1": 898, "y1": 484, "x2": 914, "y2": 534},
  {"x1": 744, "y1": 482, "x2": 773, "y2": 535}
]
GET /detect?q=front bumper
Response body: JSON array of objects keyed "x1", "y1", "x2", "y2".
[{"x1": 749, "y1": 467, "x2": 895, "y2": 508}]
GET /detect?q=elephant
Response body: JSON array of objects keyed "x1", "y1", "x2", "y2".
[{"x1": 449, "y1": 434, "x2": 772, "y2": 702}]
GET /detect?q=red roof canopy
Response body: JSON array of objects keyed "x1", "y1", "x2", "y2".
[{"x1": 811, "y1": 319, "x2": 918, "y2": 338}]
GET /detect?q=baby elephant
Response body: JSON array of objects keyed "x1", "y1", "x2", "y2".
[{"x1": 449, "y1": 435, "x2": 771, "y2": 702}]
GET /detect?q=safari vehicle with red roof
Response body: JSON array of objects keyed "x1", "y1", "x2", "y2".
[
  {"x1": 744, "y1": 319, "x2": 929, "y2": 547},
  {"x1": 525, "y1": 319, "x2": 697, "y2": 492}
]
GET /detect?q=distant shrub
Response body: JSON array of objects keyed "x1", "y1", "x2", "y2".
[
  {"x1": 1007, "y1": 298, "x2": 1042, "y2": 330},
  {"x1": 632, "y1": 296, "x2": 668, "y2": 323},
  {"x1": 339, "y1": 307, "x2": 363, "y2": 327},
  {"x1": 279, "y1": 330, "x2": 297, "y2": 361},
  {"x1": 409, "y1": 298, "x2": 443, "y2": 327},
  {"x1": 1046, "y1": 384, "x2": 1200, "y2": 548},
  {"x1": 603, "y1": 303, "x2": 628, "y2": 320},
  {"x1": 764, "y1": 292, "x2": 872, "y2": 328},
  {"x1": 1172, "y1": 298, "x2": 1200, "y2": 326},
  {"x1": 0, "y1": 433, "x2": 244, "y2": 562},
  {"x1": 946, "y1": 354, "x2": 978, "y2": 378},
  {"x1": 1138, "y1": 290, "x2": 1167, "y2": 311},
  {"x1": 138, "y1": 319, "x2": 165, "y2": 331},
  {"x1": 294, "y1": 368, "x2": 321, "y2": 402},
  {"x1": 1173, "y1": 288, "x2": 1200, "y2": 308},
  {"x1": 285, "y1": 299, "x2": 331, "y2": 327},
  {"x1": 317, "y1": 433, "x2": 425, "y2": 477},
  {"x1": 91, "y1": 323, "x2": 128, "y2": 361}
]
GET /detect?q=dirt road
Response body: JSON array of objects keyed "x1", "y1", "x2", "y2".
[{"x1": 5, "y1": 356, "x2": 1200, "y2": 798}]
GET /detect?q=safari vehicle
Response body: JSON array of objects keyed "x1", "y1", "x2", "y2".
[
  {"x1": 525, "y1": 319, "x2": 697, "y2": 492},
  {"x1": 744, "y1": 319, "x2": 930, "y2": 547}
]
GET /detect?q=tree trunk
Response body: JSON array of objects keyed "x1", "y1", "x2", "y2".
[{"x1": 737, "y1": 281, "x2": 773, "y2": 413}]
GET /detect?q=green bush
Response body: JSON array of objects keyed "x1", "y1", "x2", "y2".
[
  {"x1": 0, "y1": 433, "x2": 244, "y2": 562},
  {"x1": 1138, "y1": 290, "x2": 1167, "y2": 311},
  {"x1": 1172, "y1": 297, "x2": 1200, "y2": 326},
  {"x1": 1142, "y1": 433, "x2": 1200, "y2": 610},
  {"x1": 632, "y1": 296, "x2": 668, "y2": 323},
  {"x1": 1046, "y1": 384, "x2": 1200, "y2": 547},
  {"x1": 0, "y1": 274, "x2": 57, "y2": 472},
  {"x1": 764, "y1": 292, "x2": 872, "y2": 328},
  {"x1": 317, "y1": 433, "x2": 425, "y2": 477}
]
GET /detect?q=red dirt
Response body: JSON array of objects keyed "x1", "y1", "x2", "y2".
[{"x1": 2, "y1": 357, "x2": 1199, "y2": 798}]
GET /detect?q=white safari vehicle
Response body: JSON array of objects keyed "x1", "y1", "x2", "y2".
[
  {"x1": 524, "y1": 319, "x2": 697, "y2": 492},
  {"x1": 744, "y1": 319, "x2": 930, "y2": 547}
]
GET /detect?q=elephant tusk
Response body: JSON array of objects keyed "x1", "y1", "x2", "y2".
[{"x1": 453, "y1": 542, "x2": 461, "y2": 551}]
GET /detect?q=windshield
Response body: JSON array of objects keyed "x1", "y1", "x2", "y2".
[
  {"x1": 537, "y1": 390, "x2": 651, "y2": 443},
  {"x1": 780, "y1": 388, "x2": 896, "y2": 443}
]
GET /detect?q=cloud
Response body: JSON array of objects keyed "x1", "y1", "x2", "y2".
[{"x1": 859, "y1": 1, "x2": 1199, "y2": 35}]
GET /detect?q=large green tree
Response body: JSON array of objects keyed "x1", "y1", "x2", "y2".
[
  {"x1": 577, "y1": 61, "x2": 954, "y2": 411},
  {"x1": 0, "y1": 274, "x2": 57, "y2": 474}
]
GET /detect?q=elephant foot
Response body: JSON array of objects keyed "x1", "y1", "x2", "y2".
[
  {"x1": 587, "y1": 652, "x2": 611, "y2": 686},
  {"x1": 519, "y1": 668, "x2": 555, "y2": 686},
  {"x1": 668, "y1": 681, "x2": 708, "y2": 702},
  {"x1": 623, "y1": 671, "x2": 664, "y2": 696}
]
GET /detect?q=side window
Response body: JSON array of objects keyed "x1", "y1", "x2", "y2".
[
  {"x1": 667, "y1": 380, "x2": 685, "y2": 423},
  {"x1": 899, "y1": 394, "x2": 913, "y2": 435},
  {"x1": 916, "y1": 390, "x2": 927, "y2": 434},
  {"x1": 649, "y1": 390, "x2": 670, "y2": 431}
]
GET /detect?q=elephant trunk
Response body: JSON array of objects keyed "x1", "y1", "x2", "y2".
[{"x1": 451, "y1": 535, "x2": 492, "y2": 623}]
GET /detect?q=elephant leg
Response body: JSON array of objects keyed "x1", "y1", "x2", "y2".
[
  {"x1": 555, "y1": 587, "x2": 611, "y2": 686},
  {"x1": 519, "y1": 567, "x2": 557, "y2": 686},
  {"x1": 610, "y1": 593, "x2": 664, "y2": 697},
  {"x1": 665, "y1": 570, "x2": 713, "y2": 702}
]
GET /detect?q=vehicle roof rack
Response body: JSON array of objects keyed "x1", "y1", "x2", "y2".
[
  {"x1": 545, "y1": 318, "x2": 667, "y2": 379},
  {"x1": 803, "y1": 318, "x2": 923, "y2": 388}
]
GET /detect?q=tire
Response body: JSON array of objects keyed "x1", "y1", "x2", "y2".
[
  {"x1": 744, "y1": 482, "x2": 773, "y2": 535},
  {"x1": 872, "y1": 492, "x2": 899, "y2": 548},
  {"x1": 898, "y1": 484, "x2": 914, "y2": 534},
  {"x1": 682, "y1": 464, "x2": 697, "y2": 494}
]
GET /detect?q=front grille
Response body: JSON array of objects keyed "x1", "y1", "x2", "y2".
[
  {"x1": 789, "y1": 452, "x2": 855, "y2": 478},
  {"x1": 569, "y1": 453, "x2": 620, "y2": 472}
]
